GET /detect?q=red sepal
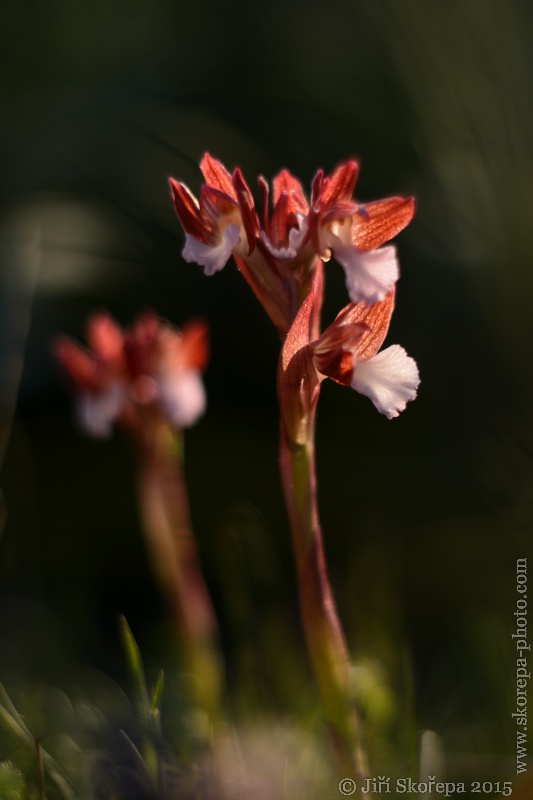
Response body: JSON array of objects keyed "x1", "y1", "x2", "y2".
[
  {"x1": 316, "y1": 160, "x2": 359, "y2": 209},
  {"x1": 269, "y1": 192, "x2": 291, "y2": 249},
  {"x1": 336, "y1": 290, "x2": 395, "y2": 360},
  {"x1": 272, "y1": 169, "x2": 308, "y2": 211},
  {"x1": 169, "y1": 179, "x2": 210, "y2": 243},
  {"x1": 176, "y1": 320, "x2": 210, "y2": 372},
  {"x1": 85, "y1": 312, "x2": 124, "y2": 363},
  {"x1": 199, "y1": 185, "x2": 240, "y2": 243},
  {"x1": 258, "y1": 175, "x2": 270, "y2": 235},
  {"x1": 353, "y1": 197, "x2": 415, "y2": 251},
  {"x1": 310, "y1": 169, "x2": 324, "y2": 205},
  {"x1": 232, "y1": 168, "x2": 258, "y2": 254},
  {"x1": 269, "y1": 177, "x2": 308, "y2": 250},
  {"x1": 54, "y1": 337, "x2": 98, "y2": 390},
  {"x1": 200, "y1": 153, "x2": 237, "y2": 200}
]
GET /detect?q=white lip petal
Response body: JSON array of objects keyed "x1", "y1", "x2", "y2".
[
  {"x1": 182, "y1": 224, "x2": 241, "y2": 276},
  {"x1": 330, "y1": 239, "x2": 399, "y2": 305},
  {"x1": 76, "y1": 384, "x2": 124, "y2": 437},
  {"x1": 158, "y1": 369, "x2": 206, "y2": 428},
  {"x1": 260, "y1": 213, "x2": 308, "y2": 259},
  {"x1": 351, "y1": 345, "x2": 419, "y2": 419}
]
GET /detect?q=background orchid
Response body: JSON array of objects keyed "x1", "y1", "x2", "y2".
[
  {"x1": 55, "y1": 311, "x2": 208, "y2": 438},
  {"x1": 56, "y1": 312, "x2": 223, "y2": 727}
]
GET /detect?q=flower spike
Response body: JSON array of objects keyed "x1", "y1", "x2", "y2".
[{"x1": 169, "y1": 153, "x2": 419, "y2": 774}]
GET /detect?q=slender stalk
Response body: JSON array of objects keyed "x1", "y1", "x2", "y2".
[
  {"x1": 135, "y1": 417, "x2": 222, "y2": 725},
  {"x1": 279, "y1": 404, "x2": 370, "y2": 791},
  {"x1": 35, "y1": 738, "x2": 46, "y2": 800}
]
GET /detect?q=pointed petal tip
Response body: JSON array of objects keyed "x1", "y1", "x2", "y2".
[
  {"x1": 179, "y1": 319, "x2": 210, "y2": 372},
  {"x1": 53, "y1": 336, "x2": 98, "y2": 388},
  {"x1": 200, "y1": 153, "x2": 237, "y2": 199},
  {"x1": 318, "y1": 159, "x2": 360, "y2": 207},
  {"x1": 354, "y1": 195, "x2": 416, "y2": 250}
]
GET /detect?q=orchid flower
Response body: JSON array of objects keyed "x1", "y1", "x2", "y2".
[
  {"x1": 55, "y1": 312, "x2": 208, "y2": 438},
  {"x1": 169, "y1": 155, "x2": 255, "y2": 277},
  {"x1": 169, "y1": 154, "x2": 414, "y2": 331},
  {"x1": 170, "y1": 154, "x2": 292, "y2": 334},
  {"x1": 311, "y1": 291, "x2": 419, "y2": 419},
  {"x1": 306, "y1": 160, "x2": 414, "y2": 304}
]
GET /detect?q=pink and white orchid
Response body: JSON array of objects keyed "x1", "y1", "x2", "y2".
[
  {"x1": 169, "y1": 154, "x2": 257, "y2": 277},
  {"x1": 55, "y1": 312, "x2": 209, "y2": 437},
  {"x1": 311, "y1": 292, "x2": 419, "y2": 418},
  {"x1": 306, "y1": 160, "x2": 414, "y2": 304},
  {"x1": 169, "y1": 154, "x2": 415, "y2": 328}
]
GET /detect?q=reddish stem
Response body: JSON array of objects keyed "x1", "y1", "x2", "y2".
[
  {"x1": 135, "y1": 418, "x2": 222, "y2": 722},
  {"x1": 279, "y1": 403, "x2": 370, "y2": 791}
]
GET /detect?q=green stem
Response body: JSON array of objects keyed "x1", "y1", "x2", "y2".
[{"x1": 279, "y1": 420, "x2": 370, "y2": 791}]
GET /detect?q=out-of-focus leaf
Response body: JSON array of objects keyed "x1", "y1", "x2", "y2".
[
  {"x1": 0, "y1": 761, "x2": 25, "y2": 800},
  {"x1": 150, "y1": 671, "x2": 164, "y2": 713},
  {"x1": 117, "y1": 616, "x2": 160, "y2": 788},
  {"x1": 0, "y1": 686, "x2": 75, "y2": 800},
  {"x1": 118, "y1": 615, "x2": 150, "y2": 714}
]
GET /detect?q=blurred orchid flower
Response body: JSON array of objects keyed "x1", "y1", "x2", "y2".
[{"x1": 54, "y1": 312, "x2": 208, "y2": 437}]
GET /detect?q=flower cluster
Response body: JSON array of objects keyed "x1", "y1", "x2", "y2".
[
  {"x1": 55, "y1": 312, "x2": 208, "y2": 437},
  {"x1": 170, "y1": 154, "x2": 419, "y2": 419}
]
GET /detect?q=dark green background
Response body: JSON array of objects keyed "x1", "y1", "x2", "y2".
[{"x1": 0, "y1": 0, "x2": 532, "y2": 782}]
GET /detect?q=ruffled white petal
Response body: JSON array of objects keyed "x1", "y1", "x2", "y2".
[
  {"x1": 351, "y1": 345, "x2": 419, "y2": 419},
  {"x1": 182, "y1": 223, "x2": 241, "y2": 276},
  {"x1": 76, "y1": 383, "x2": 124, "y2": 437},
  {"x1": 331, "y1": 239, "x2": 399, "y2": 305},
  {"x1": 260, "y1": 213, "x2": 308, "y2": 259},
  {"x1": 158, "y1": 369, "x2": 206, "y2": 428}
]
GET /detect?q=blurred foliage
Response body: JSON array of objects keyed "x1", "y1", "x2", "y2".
[
  {"x1": 0, "y1": 761, "x2": 25, "y2": 800},
  {"x1": 0, "y1": 0, "x2": 531, "y2": 793}
]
